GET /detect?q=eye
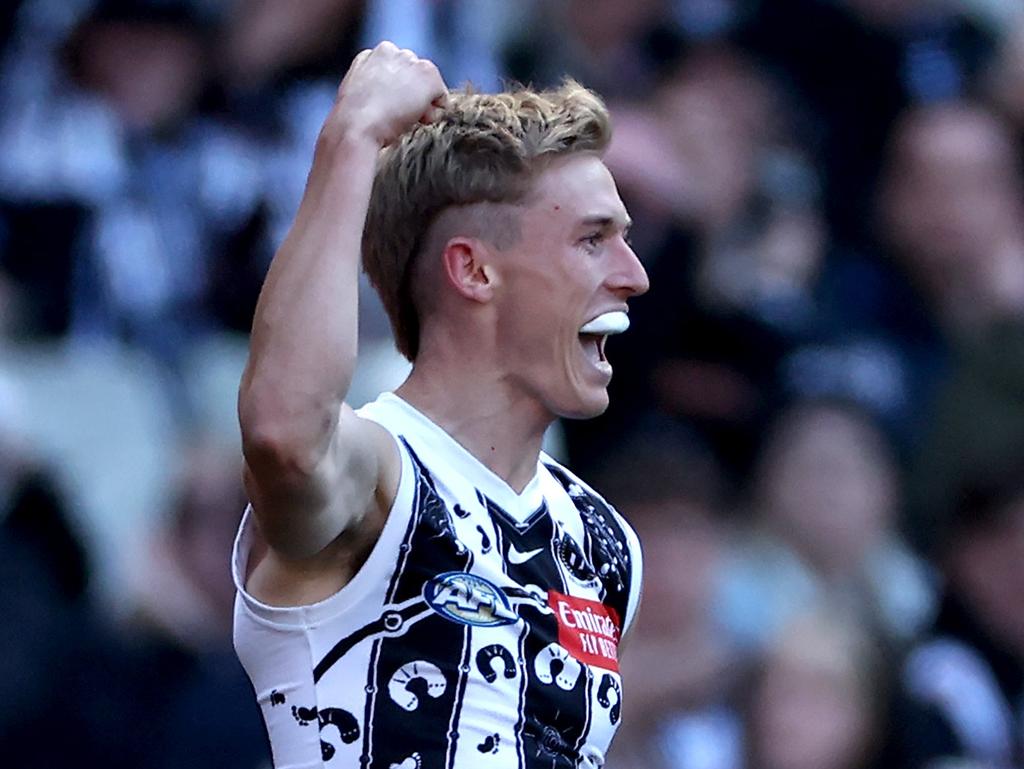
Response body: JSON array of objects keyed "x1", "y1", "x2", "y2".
[{"x1": 580, "y1": 232, "x2": 603, "y2": 252}]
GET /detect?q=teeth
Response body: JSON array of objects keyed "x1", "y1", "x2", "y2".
[{"x1": 580, "y1": 311, "x2": 629, "y2": 336}]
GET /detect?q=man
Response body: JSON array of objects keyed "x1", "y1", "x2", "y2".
[{"x1": 232, "y1": 42, "x2": 649, "y2": 769}]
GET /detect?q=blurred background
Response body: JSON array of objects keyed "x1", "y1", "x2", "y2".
[{"x1": 2, "y1": 0, "x2": 1024, "y2": 767}]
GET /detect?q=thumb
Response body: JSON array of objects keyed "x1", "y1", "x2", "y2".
[{"x1": 420, "y1": 92, "x2": 449, "y2": 124}]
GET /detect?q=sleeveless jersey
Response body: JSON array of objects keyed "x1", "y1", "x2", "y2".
[{"x1": 232, "y1": 393, "x2": 643, "y2": 769}]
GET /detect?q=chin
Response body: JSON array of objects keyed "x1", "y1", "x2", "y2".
[{"x1": 553, "y1": 388, "x2": 610, "y2": 421}]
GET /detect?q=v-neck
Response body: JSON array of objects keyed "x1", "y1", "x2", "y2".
[{"x1": 375, "y1": 392, "x2": 546, "y2": 522}]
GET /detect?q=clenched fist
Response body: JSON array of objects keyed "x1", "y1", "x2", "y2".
[{"x1": 326, "y1": 41, "x2": 448, "y2": 148}]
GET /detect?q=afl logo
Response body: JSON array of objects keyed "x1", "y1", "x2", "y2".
[{"x1": 423, "y1": 572, "x2": 517, "y2": 628}]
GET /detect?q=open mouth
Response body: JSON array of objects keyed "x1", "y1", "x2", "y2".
[
  {"x1": 578, "y1": 311, "x2": 629, "y2": 368},
  {"x1": 579, "y1": 333, "x2": 608, "y2": 363}
]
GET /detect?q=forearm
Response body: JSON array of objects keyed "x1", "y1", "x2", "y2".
[{"x1": 239, "y1": 129, "x2": 381, "y2": 472}]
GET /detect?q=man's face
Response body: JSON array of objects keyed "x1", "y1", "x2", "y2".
[
  {"x1": 490, "y1": 154, "x2": 649, "y2": 419},
  {"x1": 79, "y1": 22, "x2": 206, "y2": 131},
  {"x1": 884, "y1": 112, "x2": 1021, "y2": 271},
  {"x1": 760, "y1": 407, "x2": 895, "y2": 574}
]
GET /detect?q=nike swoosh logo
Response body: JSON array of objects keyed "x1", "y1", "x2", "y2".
[{"x1": 508, "y1": 544, "x2": 544, "y2": 565}]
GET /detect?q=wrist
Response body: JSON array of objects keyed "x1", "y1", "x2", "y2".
[
  {"x1": 295, "y1": 125, "x2": 380, "y2": 228},
  {"x1": 316, "y1": 120, "x2": 382, "y2": 160},
  {"x1": 318, "y1": 102, "x2": 391, "y2": 154}
]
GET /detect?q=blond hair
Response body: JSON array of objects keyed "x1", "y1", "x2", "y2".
[{"x1": 362, "y1": 80, "x2": 612, "y2": 360}]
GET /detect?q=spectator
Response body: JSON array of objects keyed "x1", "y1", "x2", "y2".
[
  {"x1": 594, "y1": 425, "x2": 741, "y2": 769},
  {"x1": 891, "y1": 451, "x2": 1024, "y2": 769},
  {"x1": 0, "y1": 420, "x2": 130, "y2": 766},
  {"x1": 505, "y1": 0, "x2": 673, "y2": 100},
  {"x1": 626, "y1": 607, "x2": 892, "y2": 769},
  {"x1": 117, "y1": 439, "x2": 269, "y2": 769},
  {"x1": 718, "y1": 400, "x2": 934, "y2": 650},
  {"x1": 359, "y1": 0, "x2": 515, "y2": 91},
  {"x1": 746, "y1": 0, "x2": 996, "y2": 247},
  {"x1": 128, "y1": 440, "x2": 248, "y2": 651},
  {"x1": 212, "y1": 0, "x2": 393, "y2": 345},
  {"x1": 792, "y1": 100, "x2": 1024, "y2": 452},
  {"x1": 0, "y1": 413, "x2": 268, "y2": 767},
  {"x1": 0, "y1": 0, "x2": 265, "y2": 424},
  {"x1": 217, "y1": 0, "x2": 363, "y2": 95},
  {"x1": 879, "y1": 103, "x2": 1024, "y2": 339},
  {"x1": 744, "y1": 608, "x2": 891, "y2": 769}
]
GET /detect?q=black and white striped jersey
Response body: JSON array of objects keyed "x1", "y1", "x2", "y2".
[{"x1": 232, "y1": 392, "x2": 642, "y2": 769}]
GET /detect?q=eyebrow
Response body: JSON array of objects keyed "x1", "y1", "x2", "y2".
[{"x1": 579, "y1": 214, "x2": 633, "y2": 231}]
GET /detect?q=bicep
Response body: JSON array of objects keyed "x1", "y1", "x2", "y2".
[{"x1": 244, "y1": 404, "x2": 400, "y2": 560}]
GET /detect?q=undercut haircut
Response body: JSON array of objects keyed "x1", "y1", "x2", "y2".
[{"x1": 362, "y1": 79, "x2": 612, "y2": 361}]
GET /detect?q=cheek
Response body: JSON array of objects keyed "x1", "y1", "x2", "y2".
[
  {"x1": 496, "y1": 308, "x2": 583, "y2": 397},
  {"x1": 502, "y1": 283, "x2": 583, "y2": 352}
]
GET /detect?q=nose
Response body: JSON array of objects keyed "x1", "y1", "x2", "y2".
[{"x1": 608, "y1": 240, "x2": 650, "y2": 298}]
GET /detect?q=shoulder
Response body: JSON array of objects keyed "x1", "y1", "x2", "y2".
[
  {"x1": 541, "y1": 456, "x2": 636, "y2": 542},
  {"x1": 541, "y1": 454, "x2": 618, "y2": 514}
]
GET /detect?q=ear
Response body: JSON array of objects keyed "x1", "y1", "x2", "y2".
[{"x1": 441, "y1": 237, "x2": 497, "y2": 303}]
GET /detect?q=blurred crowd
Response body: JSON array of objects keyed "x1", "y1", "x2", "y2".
[{"x1": 2, "y1": 0, "x2": 1024, "y2": 767}]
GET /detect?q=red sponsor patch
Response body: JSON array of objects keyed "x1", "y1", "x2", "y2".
[{"x1": 548, "y1": 590, "x2": 621, "y2": 672}]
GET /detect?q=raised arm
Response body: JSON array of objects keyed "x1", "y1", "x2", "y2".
[{"x1": 238, "y1": 43, "x2": 447, "y2": 561}]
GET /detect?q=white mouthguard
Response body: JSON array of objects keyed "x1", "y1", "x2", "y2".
[{"x1": 579, "y1": 311, "x2": 630, "y2": 336}]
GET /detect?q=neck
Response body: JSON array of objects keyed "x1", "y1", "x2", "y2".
[{"x1": 395, "y1": 353, "x2": 552, "y2": 493}]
